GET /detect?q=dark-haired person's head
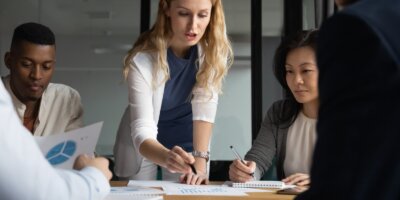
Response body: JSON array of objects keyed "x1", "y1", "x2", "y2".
[
  {"x1": 273, "y1": 30, "x2": 319, "y2": 124},
  {"x1": 335, "y1": 0, "x2": 360, "y2": 9},
  {"x1": 4, "y1": 22, "x2": 56, "y2": 104}
]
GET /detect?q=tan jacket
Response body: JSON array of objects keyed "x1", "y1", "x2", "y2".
[{"x1": 2, "y1": 76, "x2": 83, "y2": 136}]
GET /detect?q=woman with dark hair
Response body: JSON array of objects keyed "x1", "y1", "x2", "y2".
[{"x1": 229, "y1": 30, "x2": 319, "y2": 186}]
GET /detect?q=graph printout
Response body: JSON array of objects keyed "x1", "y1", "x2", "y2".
[{"x1": 34, "y1": 122, "x2": 103, "y2": 169}]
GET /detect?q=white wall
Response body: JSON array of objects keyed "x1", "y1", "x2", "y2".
[
  {"x1": 52, "y1": 70, "x2": 127, "y2": 155},
  {"x1": 212, "y1": 62, "x2": 252, "y2": 160},
  {"x1": 53, "y1": 35, "x2": 131, "y2": 155}
]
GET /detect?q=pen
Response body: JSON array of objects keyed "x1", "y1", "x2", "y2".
[
  {"x1": 189, "y1": 164, "x2": 197, "y2": 175},
  {"x1": 230, "y1": 145, "x2": 254, "y2": 177}
]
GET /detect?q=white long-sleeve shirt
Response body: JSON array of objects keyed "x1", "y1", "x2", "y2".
[{"x1": 0, "y1": 81, "x2": 110, "y2": 200}]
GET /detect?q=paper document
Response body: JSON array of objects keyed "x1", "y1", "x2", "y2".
[
  {"x1": 162, "y1": 185, "x2": 247, "y2": 196},
  {"x1": 105, "y1": 186, "x2": 164, "y2": 200},
  {"x1": 128, "y1": 180, "x2": 182, "y2": 188},
  {"x1": 34, "y1": 122, "x2": 103, "y2": 169}
]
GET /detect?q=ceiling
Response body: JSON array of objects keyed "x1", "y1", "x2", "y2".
[
  {"x1": 0, "y1": 0, "x2": 284, "y2": 37},
  {"x1": 0, "y1": 0, "x2": 286, "y2": 66}
]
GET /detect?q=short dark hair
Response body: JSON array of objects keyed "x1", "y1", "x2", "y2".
[
  {"x1": 340, "y1": 0, "x2": 360, "y2": 7},
  {"x1": 11, "y1": 22, "x2": 55, "y2": 49},
  {"x1": 272, "y1": 29, "x2": 319, "y2": 126}
]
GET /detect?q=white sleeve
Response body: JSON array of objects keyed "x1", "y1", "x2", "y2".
[
  {"x1": 191, "y1": 86, "x2": 219, "y2": 123},
  {"x1": 0, "y1": 82, "x2": 110, "y2": 200},
  {"x1": 127, "y1": 60, "x2": 158, "y2": 150}
]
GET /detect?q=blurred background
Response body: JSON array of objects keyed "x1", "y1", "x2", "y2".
[{"x1": 0, "y1": 0, "x2": 334, "y2": 180}]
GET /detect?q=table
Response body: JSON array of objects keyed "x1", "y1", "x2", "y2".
[{"x1": 110, "y1": 181, "x2": 296, "y2": 200}]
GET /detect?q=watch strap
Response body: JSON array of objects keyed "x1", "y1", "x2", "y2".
[{"x1": 192, "y1": 150, "x2": 210, "y2": 162}]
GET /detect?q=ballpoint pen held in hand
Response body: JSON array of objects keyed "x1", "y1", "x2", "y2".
[
  {"x1": 190, "y1": 164, "x2": 197, "y2": 175},
  {"x1": 230, "y1": 145, "x2": 254, "y2": 177}
]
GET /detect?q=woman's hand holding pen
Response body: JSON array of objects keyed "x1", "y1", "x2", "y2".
[
  {"x1": 229, "y1": 159, "x2": 256, "y2": 182},
  {"x1": 165, "y1": 146, "x2": 209, "y2": 185},
  {"x1": 165, "y1": 146, "x2": 195, "y2": 174},
  {"x1": 282, "y1": 173, "x2": 310, "y2": 186}
]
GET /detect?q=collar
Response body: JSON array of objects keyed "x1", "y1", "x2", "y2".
[{"x1": 1, "y1": 75, "x2": 45, "y2": 128}]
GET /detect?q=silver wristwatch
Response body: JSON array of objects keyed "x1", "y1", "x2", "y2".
[{"x1": 192, "y1": 150, "x2": 210, "y2": 162}]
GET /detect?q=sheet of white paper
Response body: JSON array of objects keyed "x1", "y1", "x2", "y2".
[
  {"x1": 105, "y1": 186, "x2": 164, "y2": 200},
  {"x1": 105, "y1": 197, "x2": 162, "y2": 200},
  {"x1": 34, "y1": 122, "x2": 103, "y2": 169},
  {"x1": 162, "y1": 185, "x2": 247, "y2": 196},
  {"x1": 128, "y1": 180, "x2": 182, "y2": 188},
  {"x1": 282, "y1": 184, "x2": 297, "y2": 189}
]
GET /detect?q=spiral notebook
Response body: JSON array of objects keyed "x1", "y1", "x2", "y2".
[{"x1": 231, "y1": 181, "x2": 286, "y2": 189}]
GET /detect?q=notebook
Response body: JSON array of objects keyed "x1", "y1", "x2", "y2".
[{"x1": 230, "y1": 181, "x2": 286, "y2": 189}]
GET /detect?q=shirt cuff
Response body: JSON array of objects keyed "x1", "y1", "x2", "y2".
[{"x1": 80, "y1": 166, "x2": 111, "y2": 198}]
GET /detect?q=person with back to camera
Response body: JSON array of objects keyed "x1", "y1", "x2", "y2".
[
  {"x1": 229, "y1": 30, "x2": 319, "y2": 186},
  {"x1": 114, "y1": 0, "x2": 233, "y2": 185},
  {"x1": 0, "y1": 80, "x2": 112, "y2": 200},
  {"x1": 297, "y1": 0, "x2": 400, "y2": 199}
]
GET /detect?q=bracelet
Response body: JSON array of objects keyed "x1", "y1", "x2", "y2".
[{"x1": 192, "y1": 150, "x2": 210, "y2": 162}]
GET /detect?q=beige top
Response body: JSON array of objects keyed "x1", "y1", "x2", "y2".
[
  {"x1": 284, "y1": 111, "x2": 317, "y2": 176},
  {"x1": 2, "y1": 76, "x2": 83, "y2": 136}
]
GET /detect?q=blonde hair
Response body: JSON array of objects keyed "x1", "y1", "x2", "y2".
[{"x1": 123, "y1": 0, "x2": 233, "y2": 93}]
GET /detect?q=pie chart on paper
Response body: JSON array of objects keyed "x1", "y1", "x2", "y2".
[{"x1": 45, "y1": 140, "x2": 77, "y2": 165}]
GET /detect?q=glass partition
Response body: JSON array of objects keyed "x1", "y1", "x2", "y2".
[{"x1": 261, "y1": 0, "x2": 284, "y2": 119}]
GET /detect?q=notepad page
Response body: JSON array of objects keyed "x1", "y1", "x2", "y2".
[
  {"x1": 232, "y1": 181, "x2": 285, "y2": 189},
  {"x1": 104, "y1": 186, "x2": 164, "y2": 200}
]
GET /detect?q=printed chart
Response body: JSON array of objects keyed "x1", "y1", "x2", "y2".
[
  {"x1": 34, "y1": 122, "x2": 103, "y2": 169},
  {"x1": 46, "y1": 140, "x2": 77, "y2": 165}
]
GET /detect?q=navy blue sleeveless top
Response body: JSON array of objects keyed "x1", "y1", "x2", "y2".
[{"x1": 157, "y1": 46, "x2": 198, "y2": 152}]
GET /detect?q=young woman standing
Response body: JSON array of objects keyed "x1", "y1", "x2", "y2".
[{"x1": 114, "y1": 0, "x2": 233, "y2": 185}]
